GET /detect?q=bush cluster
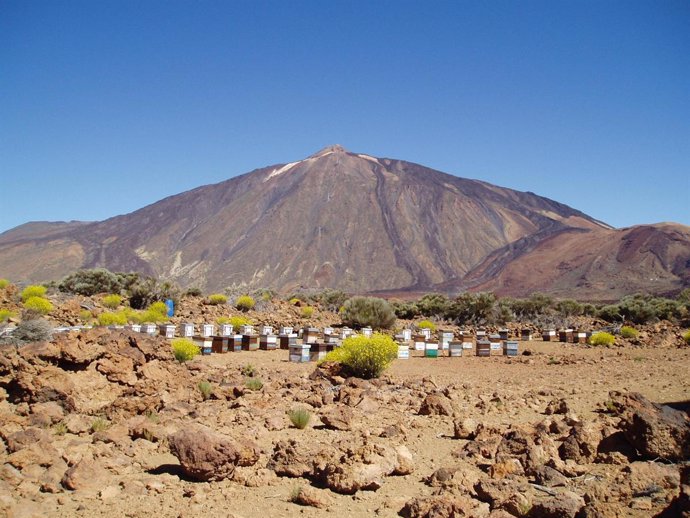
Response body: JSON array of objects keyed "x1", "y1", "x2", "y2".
[
  {"x1": 0, "y1": 309, "x2": 16, "y2": 323},
  {"x1": 322, "y1": 333, "x2": 398, "y2": 379},
  {"x1": 0, "y1": 278, "x2": 10, "y2": 289},
  {"x1": 20, "y1": 285, "x2": 47, "y2": 302},
  {"x1": 417, "y1": 320, "x2": 436, "y2": 332},
  {"x1": 590, "y1": 332, "x2": 615, "y2": 346},
  {"x1": 619, "y1": 326, "x2": 639, "y2": 339},
  {"x1": 340, "y1": 296, "x2": 396, "y2": 329},
  {"x1": 228, "y1": 315, "x2": 252, "y2": 329},
  {"x1": 171, "y1": 338, "x2": 200, "y2": 363},
  {"x1": 102, "y1": 294, "x2": 123, "y2": 309},
  {"x1": 23, "y1": 296, "x2": 53, "y2": 315},
  {"x1": 235, "y1": 295, "x2": 255, "y2": 312},
  {"x1": 208, "y1": 294, "x2": 228, "y2": 305}
]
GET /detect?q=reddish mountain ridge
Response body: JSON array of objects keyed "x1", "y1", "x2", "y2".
[{"x1": 0, "y1": 145, "x2": 687, "y2": 299}]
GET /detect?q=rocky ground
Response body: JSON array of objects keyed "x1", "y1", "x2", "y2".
[{"x1": 1, "y1": 323, "x2": 689, "y2": 518}]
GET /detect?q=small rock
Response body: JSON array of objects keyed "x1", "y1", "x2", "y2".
[{"x1": 292, "y1": 486, "x2": 334, "y2": 509}]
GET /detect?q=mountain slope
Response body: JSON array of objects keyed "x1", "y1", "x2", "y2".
[{"x1": 1, "y1": 145, "x2": 685, "y2": 299}]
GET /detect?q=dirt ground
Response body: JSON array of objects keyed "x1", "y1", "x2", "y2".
[{"x1": 3, "y1": 336, "x2": 687, "y2": 518}]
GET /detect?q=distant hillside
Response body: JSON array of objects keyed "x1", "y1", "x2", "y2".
[{"x1": 0, "y1": 145, "x2": 687, "y2": 300}]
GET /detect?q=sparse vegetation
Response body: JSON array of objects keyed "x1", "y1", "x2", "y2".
[
  {"x1": 340, "y1": 296, "x2": 396, "y2": 329},
  {"x1": 620, "y1": 326, "x2": 639, "y2": 339},
  {"x1": 23, "y1": 296, "x2": 53, "y2": 315},
  {"x1": 0, "y1": 309, "x2": 15, "y2": 323},
  {"x1": 322, "y1": 333, "x2": 398, "y2": 379},
  {"x1": 416, "y1": 293, "x2": 450, "y2": 318},
  {"x1": 417, "y1": 320, "x2": 436, "y2": 332},
  {"x1": 198, "y1": 380, "x2": 213, "y2": 400},
  {"x1": 683, "y1": 330, "x2": 690, "y2": 345},
  {"x1": 97, "y1": 311, "x2": 128, "y2": 326},
  {"x1": 20, "y1": 285, "x2": 47, "y2": 302},
  {"x1": 139, "y1": 301, "x2": 169, "y2": 323},
  {"x1": 52, "y1": 421, "x2": 68, "y2": 436},
  {"x1": 287, "y1": 407, "x2": 311, "y2": 429},
  {"x1": 208, "y1": 293, "x2": 228, "y2": 305},
  {"x1": 91, "y1": 417, "x2": 109, "y2": 433},
  {"x1": 244, "y1": 377, "x2": 263, "y2": 391},
  {"x1": 229, "y1": 315, "x2": 252, "y2": 329},
  {"x1": 589, "y1": 332, "x2": 615, "y2": 346},
  {"x1": 171, "y1": 338, "x2": 200, "y2": 363},
  {"x1": 0, "y1": 278, "x2": 10, "y2": 289},
  {"x1": 102, "y1": 294, "x2": 123, "y2": 309},
  {"x1": 235, "y1": 295, "x2": 256, "y2": 311},
  {"x1": 289, "y1": 484, "x2": 304, "y2": 502},
  {"x1": 185, "y1": 287, "x2": 202, "y2": 297},
  {"x1": 445, "y1": 292, "x2": 497, "y2": 325},
  {"x1": 79, "y1": 309, "x2": 93, "y2": 323},
  {"x1": 301, "y1": 306, "x2": 314, "y2": 318},
  {"x1": 241, "y1": 363, "x2": 257, "y2": 377}
]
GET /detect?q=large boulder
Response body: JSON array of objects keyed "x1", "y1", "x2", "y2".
[
  {"x1": 418, "y1": 393, "x2": 454, "y2": 416},
  {"x1": 168, "y1": 426, "x2": 260, "y2": 482},
  {"x1": 399, "y1": 495, "x2": 489, "y2": 518},
  {"x1": 610, "y1": 391, "x2": 690, "y2": 461},
  {"x1": 311, "y1": 438, "x2": 414, "y2": 494}
]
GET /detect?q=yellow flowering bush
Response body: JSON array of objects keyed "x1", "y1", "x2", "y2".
[
  {"x1": 102, "y1": 294, "x2": 123, "y2": 309},
  {"x1": 589, "y1": 332, "x2": 615, "y2": 346},
  {"x1": 417, "y1": 320, "x2": 436, "y2": 332},
  {"x1": 23, "y1": 296, "x2": 53, "y2": 315},
  {"x1": 21, "y1": 285, "x2": 47, "y2": 302},
  {"x1": 208, "y1": 293, "x2": 228, "y2": 305},
  {"x1": 322, "y1": 333, "x2": 398, "y2": 379},
  {"x1": 171, "y1": 338, "x2": 200, "y2": 363},
  {"x1": 235, "y1": 295, "x2": 255, "y2": 311}
]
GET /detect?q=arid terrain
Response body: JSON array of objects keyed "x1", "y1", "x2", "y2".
[{"x1": 1, "y1": 293, "x2": 689, "y2": 518}]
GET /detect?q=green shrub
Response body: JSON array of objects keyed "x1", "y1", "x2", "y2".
[
  {"x1": 683, "y1": 330, "x2": 690, "y2": 345},
  {"x1": 127, "y1": 277, "x2": 179, "y2": 310},
  {"x1": 301, "y1": 306, "x2": 314, "y2": 318},
  {"x1": 59, "y1": 268, "x2": 132, "y2": 296},
  {"x1": 416, "y1": 293, "x2": 450, "y2": 318},
  {"x1": 589, "y1": 332, "x2": 615, "y2": 346},
  {"x1": 446, "y1": 292, "x2": 496, "y2": 324},
  {"x1": 208, "y1": 293, "x2": 228, "y2": 305},
  {"x1": 229, "y1": 315, "x2": 252, "y2": 329},
  {"x1": 340, "y1": 296, "x2": 396, "y2": 329},
  {"x1": 245, "y1": 377, "x2": 263, "y2": 391},
  {"x1": 288, "y1": 297, "x2": 301, "y2": 305},
  {"x1": 79, "y1": 309, "x2": 93, "y2": 323},
  {"x1": 391, "y1": 300, "x2": 419, "y2": 319},
  {"x1": 322, "y1": 333, "x2": 398, "y2": 379},
  {"x1": 597, "y1": 304, "x2": 622, "y2": 322},
  {"x1": 505, "y1": 293, "x2": 553, "y2": 321},
  {"x1": 216, "y1": 316, "x2": 231, "y2": 325},
  {"x1": 0, "y1": 309, "x2": 16, "y2": 323},
  {"x1": 317, "y1": 289, "x2": 348, "y2": 311},
  {"x1": 197, "y1": 381, "x2": 213, "y2": 400},
  {"x1": 20, "y1": 285, "x2": 47, "y2": 302},
  {"x1": 23, "y1": 296, "x2": 53, "y2": 315},
  {"x1": 102, "y1": 294, "x2": 123, "y2": 309},
  {"x1": 236, "y1": 295, "x2": 255, "y2": 311},
  {"x1": 417, "y1": 320, "x2": 436, "y2": 332},
  {"x1": 185, "y1": 287, "x2": 202, "y2": 297},
  {"x1": 620, "y1": 326, "x2": 639, "y2": 339},
  {"x1": 97, "y1": 311, "x2": 128, "y2": 326},
  {"x1": 0, "y1": 278, "x2": 9, "y2": 289},
  {"x1": 287, "y1": 407, "x2": 311, "y2": 429},
  {"x1": 171, "y1": 338, "x2": 200, "y2": 363},
  {"x1": 554, "y1": 299, "x2": 583, "y2": 317}
]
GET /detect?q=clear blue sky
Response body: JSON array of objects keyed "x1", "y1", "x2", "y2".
[{"x1": 1, "y1": 0, "x2": 688, "y2": 233}]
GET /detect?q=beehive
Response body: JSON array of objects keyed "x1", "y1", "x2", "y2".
[
  {"x1": 242, "y1": 334, "x2": 259, "y2": 351},
  {"x1": 425, "y1": 342, "x2": 439, "y2": 358},
  {"x1": 212, "y1": 337, "x2": 228, "y2": 354},
  {"x1": 219, "y1": 324, "x2": 233, "y2": 337},
  {"x1": 449, "y1": 341, "x2": 463, "y2": 357},
  {"x1": 503, "y1": 340, "x2": 519, "y2": 356},
  {"x1": 542, "y1": 330, "x2": 556, "y2": 341},
  {"x1": 289, "y1": 343, "x2": 310, "y2": 363},
  {"x1": 397, "y1": 344, "x2": 409, "y2": 359},
  {"x1": 193, "y1": 336, "x2": 213, "y2": 355},
  {"x1": 159, "y1": 324, "x2": 176, "y2": 338},
  {"x1": 178, "y1": 323, "x2": 195, "y2": 338},
  {"x1": 259, "y1": 334, "x2": 277, "y2": 350},
  {"x1": 520, "y1": 329, "x2": 532, "y2": 341},
  {"x1": 227, "y1": 335, "x2": 243, "y2": 352},
  {"x1": 201, "y1": 324, "x2": 215, "y2": 338},
  {"x1": 309, "y1": 343, "x2": 329, "y2": 362},
  {"x1": 477, "y1": 339, "x2": 491, "y2": 357}
]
